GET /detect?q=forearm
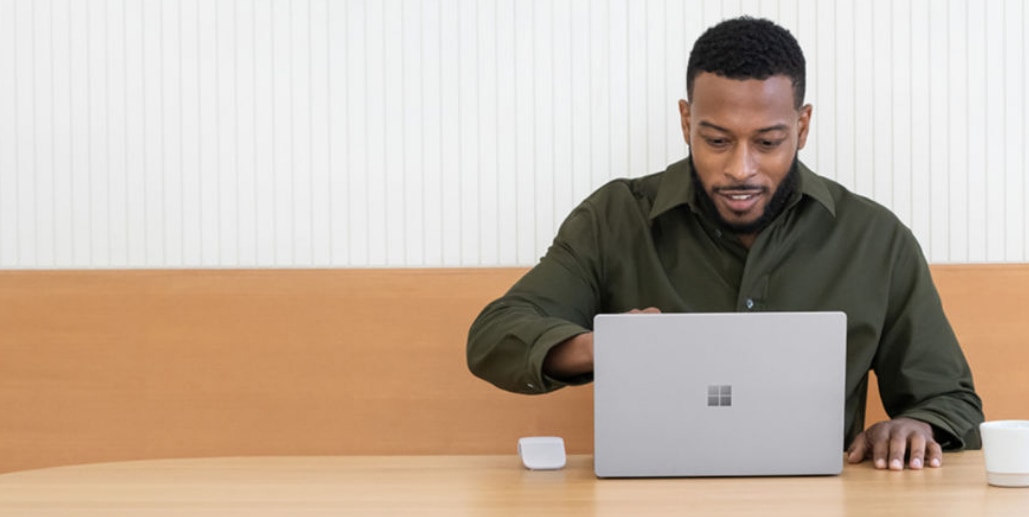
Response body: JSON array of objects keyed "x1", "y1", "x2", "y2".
[
  {"x1": 467, "y1": 297, "x2": 591, "y2": 394},
  {"x1": 542, "y1": 332, "x2": 594, "y2": 379}
]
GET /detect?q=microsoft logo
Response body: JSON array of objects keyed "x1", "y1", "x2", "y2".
[{"x1": 707, "y1": 385, "x2": 732, "y2": 407}]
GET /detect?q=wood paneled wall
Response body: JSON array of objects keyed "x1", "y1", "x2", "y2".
[{"x1": 1, "y1": 265, "x2": 1027, "y2": 473}]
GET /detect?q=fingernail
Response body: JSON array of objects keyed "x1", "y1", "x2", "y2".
[
  {"x1": 911, "y1": 458, "x2": 922, "y2": 469},
  {"x1": 875, "y1": 459, "x2": 886, "y2": 469},
  {"x1": 930, "y1": 458, "x2": 941, "y2": 467},
  {"x1": 890, "y1": 459, "x2": 902, "y2": 470}
]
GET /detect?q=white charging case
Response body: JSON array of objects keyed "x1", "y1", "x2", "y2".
[{"x1": 517, "y1": 436, "x2": 567, "y2": 470}]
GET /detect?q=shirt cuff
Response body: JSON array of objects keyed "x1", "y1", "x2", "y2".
[{"x1": 897, "y1": 410, "x2": 966, "y2": 450}]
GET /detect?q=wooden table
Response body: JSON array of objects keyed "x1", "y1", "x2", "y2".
[{"x1": 0, "y1": 451, "x2": 1026, "y2": 516}]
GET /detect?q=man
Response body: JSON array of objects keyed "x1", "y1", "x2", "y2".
[{"x1": 466, "y1": 16, "x2": 983, "y2": 471}]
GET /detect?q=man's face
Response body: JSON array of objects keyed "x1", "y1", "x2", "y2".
[{"x1": 679, "y1": 73, "x2": 812, "y2": 234}]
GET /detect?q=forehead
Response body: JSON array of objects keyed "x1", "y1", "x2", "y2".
[{"x1": 690, "y1": 73, "x2": 798, "y2": 132}]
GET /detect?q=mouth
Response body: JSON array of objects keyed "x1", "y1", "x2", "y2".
[{"x1": 713, "y1": 187, "x2": 766, "y2": 214}]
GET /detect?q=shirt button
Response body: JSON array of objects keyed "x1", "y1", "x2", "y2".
[
  {"x1": 527, "y1": 383, "x2": 536, "y2": 390},
  {"x1": 715, "y1": 229, "x2": 722, "y2": 238},
  {"x1": 745, "y1": 299, "x2": 755, "y2": 310}
]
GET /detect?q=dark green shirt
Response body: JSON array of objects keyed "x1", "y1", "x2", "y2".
[{"x1": 467, "y1": 158, "x2": 983, "y2": 450}]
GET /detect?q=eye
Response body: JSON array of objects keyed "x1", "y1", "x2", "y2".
[
  {"x1": 705, "y1": 137, "x2": 729, "y2": 148},
  {"x1": 758, "y1": 139, "x2": 784, "y2": 150}
]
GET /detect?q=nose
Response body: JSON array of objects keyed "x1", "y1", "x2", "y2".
[{"x1": 725, "y1": 143, "x2": 758, "y2": 183}]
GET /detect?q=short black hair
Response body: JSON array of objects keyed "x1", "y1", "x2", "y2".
[{"x1": 686, "y1": 17, "x2": 806, "y2": 109}]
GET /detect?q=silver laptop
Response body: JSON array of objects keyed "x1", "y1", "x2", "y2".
[{"x1": 593, "y1": 311, "x2": 846, "y2": 478}]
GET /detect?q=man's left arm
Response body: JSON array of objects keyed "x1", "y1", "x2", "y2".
[{"x1": 848, "y1": 226, "x2": 984, "y2": 469}]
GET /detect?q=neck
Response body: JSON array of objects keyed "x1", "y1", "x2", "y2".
[{"x1": 738, "y1": 233, "x2": 757, "y2": 249}]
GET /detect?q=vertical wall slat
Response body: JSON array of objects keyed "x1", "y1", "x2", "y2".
[
  {"x1": 52, "y1": 0, "x2": 74, "y2": 266},
  {"x1": 179, "y1": 0, "x2": 200, "y2": 266},
  {"x1": 438, "y1": 0, "x2": 461, "y2": 265},
  {"x1": 890, "y1": 0, "x2": 912, "y2": 228},
  {"x1": 587, "y1": 0, "x2": 609, "y2": 194},
  {"x1": 476, "y1": 0, "x2": 499, "y2": 265},
  {"x1": 495, "y1": 0, "x2": 517, "y2": 265},
  {"x1": 512, "y1": 0, "x2": 534, "y2": 265},
  {"x1": 196, "y1": 0, "x2": 217, "y2": 265},
  {"x1": 0, "y1": 0, "x2": 12, "y2": 266},
  {"x1": 158, "y1": 0, "x2": 181, "y2": 265},
  {"x1": 833, "y1": 0, "x2": 856, "y2": 193},
  {"x1": 908, "y1": 1, "x2": 929, "y2": 246},
  {"x1": 290, "y1": 0, "x2": 314, "y2": 265},
  {"x1": 382, "y1": 0, "x2": 405, "y2": 265},
  {"x1": 531, "y1": 0, "x2": 554, "y2": 262},
  {"x1": 458, "y1": 0, "x2": 480, "y2": 265},
  {"x1": 1024, "y1": 0, "x2": 1029, "y2": 260},
  {"x1": 235, "y1": 0, "x2": 258, "y2": 266},
  {"x1": 930, "y1": 0, "x2": 950, "y2": 260},
  {"x1": 3, "y1": 0, "x2": 23, "y2": 265},
  {"x1": 309, "y1": 0, "x2": 330, "y2": 266},
  {"x1": 551, "y1": 0, "x2": 573, "y2": 248},
  {"x1": 984, "y1": 1, "x2": 1006, "y2": 260},
  {"x1": 966, "y1": 1, "x2": 987, "y2": 262},
  {"x1": 69, "y1": 0, "x2": 93, "y2": 264},
  {"x1": 32, "y1": 0, "x2": 55, "y2": 265},
  {"x1": 813, "y1": 0, "x2": 835, "y2": 186},
  {"x1": 16, "y1": 0, "x2": 36, "y2": 265},
  {"x1": 946, "y1": 0, "x2": 969, "y2": 262},
  {"x1": 1004, "y1": 0, "x2": 1025, "y2": 260},
  {"x1": 252, "y1": 0, "x2": 274, "y2": 264}
]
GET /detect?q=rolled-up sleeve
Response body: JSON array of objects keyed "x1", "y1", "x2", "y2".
[
  {"x1": 467, "y1": 202, "x2": 603, "y2": 394},
  {"x1": 873, "y1": 227, "x2": 984, "y2": 449}
]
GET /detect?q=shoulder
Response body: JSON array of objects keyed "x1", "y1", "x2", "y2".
[
  {"x1": 816, "y1": 176, "x2": 908, "y2": 230},
  {"x1": 586, "y1": 172, "x2": 664, "y2": 204},
  {"x1": 811, "y1": 175, "x2": 922, "y2": 254},
  {"x1": 553, "y1": 172, "x2": 665, "y2": 242},
  {"x1": 579, "y1": 172, "x2": 665, "y2": 216}
]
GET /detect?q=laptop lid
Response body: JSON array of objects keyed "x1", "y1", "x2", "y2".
[{"x1": 593, "y1": 311, "x2": 846, "y2": 478}]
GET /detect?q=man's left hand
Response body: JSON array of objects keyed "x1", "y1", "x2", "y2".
[{"x1": 846, "y1": 417, "x2": 942, "y2": 470}]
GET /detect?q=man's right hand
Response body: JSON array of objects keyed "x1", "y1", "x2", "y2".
[{"x1": 542, "y1": 307, "x2": 661, "y2": 380}]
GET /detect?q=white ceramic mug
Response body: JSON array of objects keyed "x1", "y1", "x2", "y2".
[{"x1": 980, "y1": 420, "x2": 1029, "y2": 487}]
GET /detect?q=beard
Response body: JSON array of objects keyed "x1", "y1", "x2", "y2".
[{"x1": 691, "y1": 156, "x2": 800, "y2": 236}]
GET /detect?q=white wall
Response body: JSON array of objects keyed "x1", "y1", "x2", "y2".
[{"x1": 0, "y1": 0, "x2": 1026, "y2": 268}]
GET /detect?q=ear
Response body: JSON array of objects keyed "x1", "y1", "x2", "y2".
[
  {"x1": 796, "y1": 104, "x2": 813, "y2": 150},
  {"x1": 678, "y1": 99, "x2": 691, "y2": 146}
]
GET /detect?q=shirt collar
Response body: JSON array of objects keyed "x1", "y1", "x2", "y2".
[{"x1": 648, "y1": 157, "x2": 837, "y2": 220}]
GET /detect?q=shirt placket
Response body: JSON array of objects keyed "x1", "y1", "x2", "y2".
[{"x1": 737, "y1": 237, "x2": 772, "y2": 312}]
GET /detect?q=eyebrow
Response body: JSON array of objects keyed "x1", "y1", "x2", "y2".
[{"x1": 698, "y1": 121, "x2": 790, "y2": 134}]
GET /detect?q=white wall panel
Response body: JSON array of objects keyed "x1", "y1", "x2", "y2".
[{"x1": 0, "y1": 0, "x2": 1027, "y2": 268}]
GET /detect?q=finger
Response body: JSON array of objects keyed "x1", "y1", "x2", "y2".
[
  {"x1": 640, "y1": 307, "x2": 661, "y2": 314},
  {"x1": 846, "y1": 432, "x2": 869, "y2": 463},
  {"x1": 907, "y1": 432, "x2": 928, "y2": 470},
  {"x1": 871, "y1": 429, "x2": 891, "y2": 470},
  {"x1": 887, "y1": 430, "x2": 908, "y2": 471},
  {"x1": 926, "y1": 440, "x2": 944, "y2": 468}
]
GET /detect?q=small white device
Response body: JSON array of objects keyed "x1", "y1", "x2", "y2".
[{"x1": 518, "y1": 436, "x2": 567, "y2": 470}]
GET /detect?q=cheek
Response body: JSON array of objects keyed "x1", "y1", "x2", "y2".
[
  {"x1": 760, "y1": 139, "x2": 798, "y2": 167},
  {"x1": 758, "y1": 150, "x2": 796, "y2": 184},
  {"x1": 689, "y1": 152, "x2": 719, "y2": 184}
]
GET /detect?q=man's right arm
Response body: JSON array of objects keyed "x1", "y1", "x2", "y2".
[{"x1": 466, "y1": 204, "x2": 603, "y2": 394}]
